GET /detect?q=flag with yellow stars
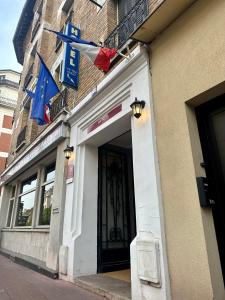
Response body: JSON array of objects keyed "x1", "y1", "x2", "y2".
[{"x1": 29, "y1": 53, "x2": 60, "y2": 125}]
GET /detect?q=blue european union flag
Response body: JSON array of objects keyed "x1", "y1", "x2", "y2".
[{"x1": 28, "y1": 53, "x2": 60, "y2": 125}]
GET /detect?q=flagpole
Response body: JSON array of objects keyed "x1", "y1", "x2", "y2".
[
  {"x1": 98, "y1": 42, "x2": 130, "y2": 60},
  {"x1": 59, "y1": 89, "x2": 71, "y2": 115}
]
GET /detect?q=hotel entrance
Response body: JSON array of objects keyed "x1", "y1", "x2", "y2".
[
  {"x1": 97, "y1": 132, "x2": 136, "y2": 273},
  {"x1": 196, "y1": 94, "x2": 225, "y2": 284}
]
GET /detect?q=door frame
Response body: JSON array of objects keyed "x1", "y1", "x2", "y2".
[{"x1": 196, "y1": 94, "x2": 225, "y2": 284}]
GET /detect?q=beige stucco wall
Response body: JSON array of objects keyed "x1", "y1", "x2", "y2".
[{"x1": 150, "y1": 0, "x2": 225, "y2": 299}]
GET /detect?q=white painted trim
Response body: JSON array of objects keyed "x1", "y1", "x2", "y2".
[
  {"x1": 0, "y1": 152, "x2": 8, "y2": 158},
  {"x1": 62, "y1": 46, "x2": 171, "y2": 299},
  {"x1": 1, "y1": 128, "x2": 12, "y2": 135}
]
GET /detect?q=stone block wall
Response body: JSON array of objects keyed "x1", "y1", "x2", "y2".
[{"x1": 1, "y1": 231, "x2": 49, "y2": 262}]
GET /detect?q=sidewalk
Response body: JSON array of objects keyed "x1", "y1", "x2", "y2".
[{"x1": 0, "y1": 254, "x2": 104, "y2": 300}]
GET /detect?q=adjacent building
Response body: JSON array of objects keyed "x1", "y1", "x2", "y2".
[
  {"x1": 0, "y1": 70, "x2": 20, "y2": 174},
  {"x1": 0, "y1": 0, "x2": 225, "y2": 300}
]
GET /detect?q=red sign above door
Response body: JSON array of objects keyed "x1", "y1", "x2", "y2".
[{"x1": 87, "y1": 104, "x2": 122, "y2": 134}]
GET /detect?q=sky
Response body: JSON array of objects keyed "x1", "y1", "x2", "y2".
[{"x1": 0, "y1": 0, "x2": 26, "y2": 73}]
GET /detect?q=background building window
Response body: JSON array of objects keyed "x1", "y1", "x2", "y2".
[
  {"x1": 39, "y1": 163, "x2": 56, "y2": 225},
  {"x1": 6, "y1": 186, "x2": 16, "y2": 227},
  {"x1": 16, "y1": 175, "x2": 37, "y2": 226}
]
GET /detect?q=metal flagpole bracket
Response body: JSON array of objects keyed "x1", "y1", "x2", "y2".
[
  {"x1": 126, "y1": 45, "x2": 132, "y2": 58},
  {"x1": 116, "y1": 51, "x2": 131, "y2": 60},
  {"x1": 89, "y1": 0, "x2": 102, "y2": 8}
]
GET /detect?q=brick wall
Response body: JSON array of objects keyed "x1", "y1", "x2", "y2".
[
  {"x1": 0, "y1": 133, "x2": 11, "y2": 153},
  {"x1": 0, "y1": 157, "x2": 6, "y2": 174},
  {"x1": 2, "y1": 115, "x2": 13, "y2": 129},
  {"x1": 8, "y1": 0, "x2": 132, "y2": 165}
]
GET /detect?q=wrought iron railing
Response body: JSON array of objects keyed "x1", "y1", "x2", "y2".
[
  {"x1": 16, "y1": 126, "x2": 27, "y2": 149},
  {"x1": 50, "y1": 89, "x2": 68, "y2": 120},
  {"x1": 23, "y1": 64, "x2": 34, "y2": 90},
  {"x1": 0, "y1": 79, "x2": 19, "y2": 89},
  {"x1": 104, "y1": 0, "x2": 149, "y2": 49}
]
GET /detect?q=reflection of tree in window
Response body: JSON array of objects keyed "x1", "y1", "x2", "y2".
[
  {"x1": 39, "y1": 163, "x2": 56, "y2": 225},
  {"x1": 16, "y1": 176, "x2": 37, "y2": 226}
]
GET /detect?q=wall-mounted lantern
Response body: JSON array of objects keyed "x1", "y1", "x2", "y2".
[
  {"x1": 130, "y1": 97, "x2": 145, "y2": 119},
  {"x1": 64, "y1": 145, "x2": 74, "y2": 159}
]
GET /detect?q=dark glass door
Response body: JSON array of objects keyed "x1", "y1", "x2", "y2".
[
  {"x1": 196, "y1": 94, "x2": 225, "y2": 284},
  {"x1": 98, "y1": 145, "x2": 136, "y2": 273}
]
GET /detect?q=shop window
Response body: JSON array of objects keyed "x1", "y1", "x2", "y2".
[
  {"x1": 39, "y1": 163, "x2": 56, "y2": 226},
  {"x1": 16, "y1": 175, "x2": 37, "y2": 226},
  {"x1": 6, "y1": 186, "x2": 16, "y2": 227}
]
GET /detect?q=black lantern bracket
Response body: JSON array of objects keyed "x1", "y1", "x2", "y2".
[
  {"x1": 64, "y1": 145, "x2": 74, "y2": 159},
  {"x1": 130, "y1": 97, "x2": 145, "y2": 119}
]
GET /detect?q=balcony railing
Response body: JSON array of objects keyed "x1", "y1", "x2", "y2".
[
  {"x1": 16, "y1": 126, "x2": 27, "y2": 149},
  {"x1": 50, "y1": 89, "x2": 68, "y2": 120},
  {"x1": 23, "y1": 64, "x2": 34, "y2": 90},
  {"x1": 0, "y1": 79, "x2": 19, "y2": 89},
  {"x1": 104, "y1": 0, "x2": 149, "y2": 49},
  {"x1": 0, "y1": 96, "x2": 17, "y2": 108}
]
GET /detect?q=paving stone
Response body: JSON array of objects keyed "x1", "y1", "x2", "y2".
[{"x1": 0, "y1": 255, "x2": 104, "y2": 300}]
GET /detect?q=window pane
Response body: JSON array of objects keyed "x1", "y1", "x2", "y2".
[
  {"x1": 16, "y1": 191, "x2": 35, "y2": 226},
  {"x1": 21, "y1": 176, "x2": 37, "y2": 193},
  {"x1": 39, "y1": 182, "x2": 54, "y2": 225},
  {"x1": 45, "y1": 164, "x2": 56, "y2": 182},
  {"x1": 11, "y1": 186, "x2": 16, "y2": 197},
  {"x1": 6, "y1": 200, "x2": 14, "y2": 227}
]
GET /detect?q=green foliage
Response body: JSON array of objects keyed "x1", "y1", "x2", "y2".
[{"x1": 41, "y1": 207, "x2": 51, "y2": 225}]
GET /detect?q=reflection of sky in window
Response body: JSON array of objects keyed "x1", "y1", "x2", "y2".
[
  {"x1": 45, "y1": 182, "x2": 54, "y2": 194},
  {"x1": 21, "y1": 177, "x2": 37, "y2": 193},
  {"x1": 20, "y1": 191, "x2": 35, "y2": 210},
  {"x1": 45, "y1": 168, "x2": 55, "y2": 182}
]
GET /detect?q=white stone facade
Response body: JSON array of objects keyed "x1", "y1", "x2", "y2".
[{"x1": 60, "y1": 46, "x2": 171, "y2": 300}]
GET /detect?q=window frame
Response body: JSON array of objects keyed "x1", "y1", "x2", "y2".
[
  {"x1": 14, "y1": 174, "x2": 38, "y2": 228},
  {"x1": 4, "y1": 153, "x2": 57, "y2": 231},
  {"x1": 5, "y1": 185, "x2": 17, "y2": 228},
  {"x1": 36, "y1": 163, "x2": 56, "y2": 227}
]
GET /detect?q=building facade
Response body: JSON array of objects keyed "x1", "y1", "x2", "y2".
[
  {"x1": 132, "y1": 0, "x2": 225, "y2": 299},
  {"x1": 0, "y1": 70, "x2": 20, "y2": 174},
  {"x1": 0, "y1": 0, "x2": 225, "y2": 299}
]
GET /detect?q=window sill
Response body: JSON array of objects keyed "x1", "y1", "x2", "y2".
[
  {"x1": 2, "y1": 228, "x2": 50, "y2": 233},
  {"x1": 15, "y1": 140, "x2": 26, "y2": 153}
]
